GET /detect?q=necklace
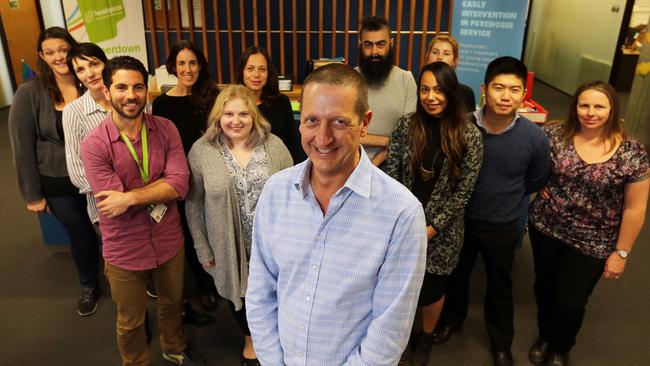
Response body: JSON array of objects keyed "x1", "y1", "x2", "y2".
[{"x1": 420, "y1": 148, "x2": 441, "y2": 182}]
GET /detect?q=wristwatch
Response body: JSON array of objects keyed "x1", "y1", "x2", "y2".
[{"x1": 615, "y1": 249, "x2": 629, "y2": 259}]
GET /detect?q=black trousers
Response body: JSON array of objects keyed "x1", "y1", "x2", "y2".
[
  {"x1": 228, "y1": 300, "x2": 252, "y2": 336},
  {"x1": 439, "y1": 219, "x2": 520, "y2": 351},
  {"x1": 178, "y1": 200, "x2": 217, "y2": 294},
  {"x1": 528, "y1": 225, "x2": 604, "y2": 355}
]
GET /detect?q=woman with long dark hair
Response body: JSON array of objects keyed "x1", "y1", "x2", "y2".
[
  {"x1": 385, "y1": 61, "x2": 483, "y2": 366},
  {"x1": 527, "y1": 81, "x2": 649, "y2": 366},
  {"x1": 236, "y1": 46, "x2": 305, "y2": 163},
  {"x1": 9, "y1": 27, "x2": 101, "y2": 316},
  {"x1": 152, "y1": 40, "x2": 220, "y2": 313}
]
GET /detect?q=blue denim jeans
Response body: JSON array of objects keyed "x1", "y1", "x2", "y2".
[{"x1": 47, "y1": 194, "x2": 101, "y2": 288}]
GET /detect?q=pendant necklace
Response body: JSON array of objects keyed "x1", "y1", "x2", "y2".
[{"x1": 420, "y1": 148, "x2": 441, "y2": 182}]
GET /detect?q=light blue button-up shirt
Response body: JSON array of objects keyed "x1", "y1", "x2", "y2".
[{"x1": 247, "y1": 148, "x2": 427, "y2": 366}]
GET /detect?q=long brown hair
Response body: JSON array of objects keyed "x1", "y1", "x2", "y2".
[
  {"x1": 236, "y1": 46, "x2": 281, "y2": 105},
  {"x1": 410, "y1": 62, "x2": 467, "y2": 178},
  {"x1": 36, "y1": 27, "x2": 82, "y2": 104},
  {"x1": 165, "y1": 41, "x2": 219, "y2": 120},
  {"x1": 560, "y1": 81, "x2": 623, "y2": 152}
]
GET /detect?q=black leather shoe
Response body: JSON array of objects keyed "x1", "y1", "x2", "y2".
[
  {"x1": 199, "y1": 292, "x2": 219, "y2": 311},
  {"x1": 529, "y1": 337, "x2": 550, "y2": 365},
  {"x1": 182, "y1": 302, "x2": 215, "y2": 327},
  {"x1": 546, "y1": 352, "x2": 569, "y2": 366},
  {"x1": 431, "y1": 324, "x2": 460, "y2": 344},
  {"x1": 492, "y1": 350, "x2": 513, "y2": 366}
]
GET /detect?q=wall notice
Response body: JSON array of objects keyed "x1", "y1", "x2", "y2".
[{"x1": 451, "y1": 0, "x2": 529, "y2": 99}]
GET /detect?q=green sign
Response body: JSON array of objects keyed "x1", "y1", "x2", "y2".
[{"x1": 78, "y1": 0, "x2": 126, "y2": 43}]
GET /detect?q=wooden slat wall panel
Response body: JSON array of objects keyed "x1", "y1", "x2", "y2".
[
  {"x1": 252, "y1": 0, "x2": 259, "y2": 46},
  {"x1": 419, "y1": 0, "x2": 431, "y2": 67},
  {"x1": 239, "y1": 0, "x2": 247, "y2": 51},
  {"x1": 331, "y1": 0, "x2": 337, "y2": 57},
  {"x1": 292, "y1": 0, "x2": 298, "y2": 80},
  {"x1": 318, "y1": 0, "x2": 323, "y2": 58},
  {"x1": 143, "y1": 0, "x2": 452, "y2": 84},
  {"x1": 187, "y1": 0, "x2": 196, "y2": 42},
  {"x1": 406, "y1": 0, "x2": 416, "y2": 71},
  {"x1": 144, "y1": 0, "x2": 159, "y2": 68},
  {"x1": 173, "y1": 0, "x2": 182, "y2": 41},
  {"x1": 160, "y1": 1, "x2": 170, "y2": 55},
  {"x1": 199, "y1": 0, "x2": 208, "y2": 59},
  {"x1": 266, "y1": 0, "x2": 273, "y2": 55},
  {"x1": 344, "y1": 0, "x2": 350, "y2": 63},
  {"x1": 279, "y1": 0, "x2": 286, "y2": 74},
  {"x1": 394, "y1": 0, "x2": 403, "y2": 65},
  {"x1": 212, "y1": 0, "x2": 223, "y2": 82}
]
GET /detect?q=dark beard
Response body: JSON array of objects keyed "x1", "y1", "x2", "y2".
[{"x1": 358, "y1": 47, "x2": 394, "y2": 85}]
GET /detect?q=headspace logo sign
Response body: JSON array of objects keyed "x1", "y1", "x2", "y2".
[{"x1": 78, "y1": 0, "x2": 126, "y2": 43}]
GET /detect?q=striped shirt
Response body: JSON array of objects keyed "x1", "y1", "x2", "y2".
[
  {"x1": 62, "y1": 91, "x2": 109, "y2": 223},
  {"x1": 246, "y1": 148, "x2": 427, "y2": 366}
]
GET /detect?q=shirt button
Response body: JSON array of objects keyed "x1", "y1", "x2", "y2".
[
  {"x1": 315, "y1": 235, "x2": 320, "y2": 240},
  {"x1": 298, "y1": 352, "x2": 304, "y2": 357},
  {"x1": 311, "y1": 265, "x2": 317, "y2": 270},
  {"x1": 300, "y1": 323, "x2": 306, "y2": 330},
  {"x1": 306, "y1": 296, "x2": 311, "y2": 302}
]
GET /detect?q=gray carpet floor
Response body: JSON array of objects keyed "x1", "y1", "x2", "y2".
[{"x1": 0, "y1": 81, "x2": 648, "y2": 365}]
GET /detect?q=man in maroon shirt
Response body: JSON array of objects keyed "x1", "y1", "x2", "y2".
[{"x1": 81, "y1": 56, "x2": 203, "y2": 366}]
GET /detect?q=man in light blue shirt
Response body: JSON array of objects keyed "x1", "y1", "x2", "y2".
[{"x1": 246, "y1": 63, "x2": 427, "y2": 365}]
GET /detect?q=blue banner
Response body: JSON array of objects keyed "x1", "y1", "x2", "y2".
[{"x1": 451, "y1": 0, "x2": 529, "y2": 101}]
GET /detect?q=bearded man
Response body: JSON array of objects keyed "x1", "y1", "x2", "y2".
[{"x1": 355, "y1": 16, "x2": 417, "y2": 167}]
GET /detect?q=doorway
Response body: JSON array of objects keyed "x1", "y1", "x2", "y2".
[{"x1": 0, "y1": 0, "x2": 43, "y2": 89}]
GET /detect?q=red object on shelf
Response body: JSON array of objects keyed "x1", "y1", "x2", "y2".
[
  {"x1": 518, "y1": 98, "x2": 548, "y2": 125},
  {"x1": 525, "y1": 71, "x2": 534, "y2": 101}
]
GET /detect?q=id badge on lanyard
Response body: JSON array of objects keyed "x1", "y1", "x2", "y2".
[{"x1": 118, "y1": 119, "x2": 167, "y2": 222}]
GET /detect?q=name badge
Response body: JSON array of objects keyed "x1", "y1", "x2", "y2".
[{"x1": 149, "y1": 203, "x2": 167, "y2": 223}]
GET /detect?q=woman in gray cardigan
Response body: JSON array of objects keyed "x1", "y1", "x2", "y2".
[
  {"x1": 185, "y1": 85, "x2": 292, "y2": 365},
  {"x1": 8, "y1": 27, "x2": 101, "y2": 317}
]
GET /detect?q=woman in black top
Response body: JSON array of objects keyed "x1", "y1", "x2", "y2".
[
  {"x1": 152, "y1": 41, "x2": 220, "y2": 314},
  {"x1": 385, "y1": 62, "x2": 483, "y2": 366},
  {"x1": 8, "y1": 27, "x2": 100, "y2": 316},
  {"x1": 236, "y1": 46, "x2": 305, "y2": 163}
]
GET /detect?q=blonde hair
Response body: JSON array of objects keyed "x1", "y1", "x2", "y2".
[
  {"x1": 205, "y1": 84, "x2": 271, "y2": 147},
  {"x1": 425, "y1": 34, "x2": 459, "y2": 64}
]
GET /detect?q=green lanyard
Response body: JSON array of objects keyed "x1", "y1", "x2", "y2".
[{"x1": 119, "y1": 121, "x2": 149, "y2": 184}]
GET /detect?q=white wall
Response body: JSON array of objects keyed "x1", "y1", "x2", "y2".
[
  {"x1": 525, "y1": 0, "x2": 626, "y2": 94},
  {"x1": 39, "y1": 0, "x2": 65, "y2": 28},
  {"x1": 0, "y1": 36, "x2": 14, "y2": 108}
]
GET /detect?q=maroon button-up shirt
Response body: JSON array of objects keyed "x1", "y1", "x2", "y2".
[{"x1": 81, "y1": 113, "x2": 189, "y2": 270}]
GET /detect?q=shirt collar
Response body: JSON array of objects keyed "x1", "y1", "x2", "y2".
[
  {"x1": 107, "y1": 112, "x2": 156, "y2": 142},
  {"x1": 473, "y1": 106, "x2": 521, "y2": 134},
  {"x1": 293, "y1": 146, "x2": 373, "y2": 199},
  {"x1": 81, "y1": 90, "x2": 108, "y2": 116}
]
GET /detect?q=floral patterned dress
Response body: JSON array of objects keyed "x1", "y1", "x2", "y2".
[
  {"x1": 221, "y1": 144, "x2": 270, "y2": 258},
  {"x1": 529, "y1": 124, "x2": 649, "y2": 259}
]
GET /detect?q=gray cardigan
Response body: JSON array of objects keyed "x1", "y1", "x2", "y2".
[
  {"x1": 185, "y1": 133, "x2": 293, "y2": 310},
  {"x1": 8, "y1": 79, "x2": 69, "y2": 202}
]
